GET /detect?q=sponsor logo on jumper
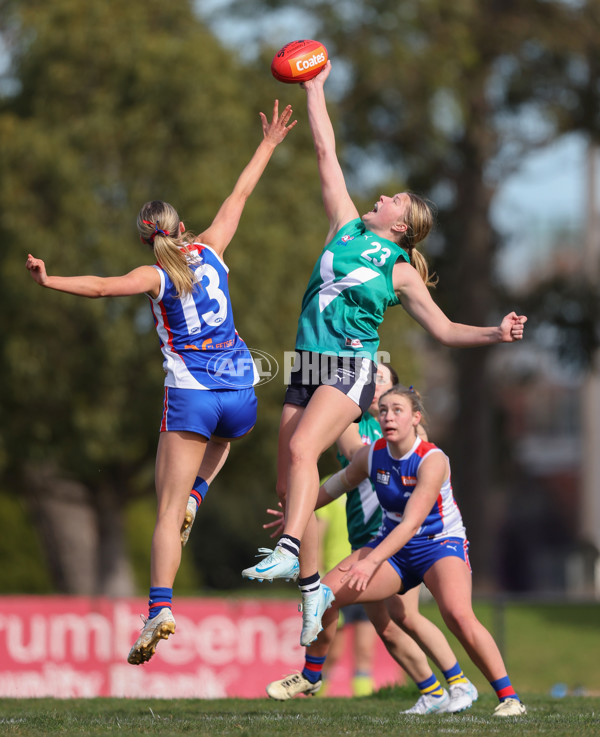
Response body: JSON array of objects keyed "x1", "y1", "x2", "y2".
[
  {"x1": 376, "y1": 469, "x2": 390, "y2": 485},
  {"x1": 402, "y1": 476, "x2": 417, "y2": 486},
  {"x1": 184, "y1": 338, "x2": 235, "y2": 351},
  {"x1": 345, "y1": 338, "x2": 364, "y2": 348},
  {"x1": 341, "y1": 235, "x2": 355, "y2": 243},
  {"x1": 440, "y1": 540, "x2": 458, "y2": 552}
]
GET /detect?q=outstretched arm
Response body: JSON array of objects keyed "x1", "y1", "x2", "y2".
[
  {"x1": 336, "y1": 422, "x2": 365, "y2": 462},
  {"x1": 301, "y1": 61, "x2": 359, "y2": 243},
  {"x1": 318, "y1": 444, "x2": 370, "y2": 507},
  {"x1": 26, "y1": 255, "x2": 160, "y2": 298},
  {"x1": 393, "y1": 261, "x2": 527, "y2": 346},
  {"x1": 199, "y1": 100, "x2": 297, "y2": 256}
]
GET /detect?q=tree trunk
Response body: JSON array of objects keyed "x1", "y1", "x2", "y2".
[
  {"x1": 23, "y1": 462, "x2": 98, "y2": 594},
  {"x1": 446, "y1": 110, "x2": 497, "y2": 588},
  {"x1": 22, "y1": 463, "x2": 135, "y2": 595},
  {"x1": 95, "y1": 479, "x2": 136, "y2": 596}
]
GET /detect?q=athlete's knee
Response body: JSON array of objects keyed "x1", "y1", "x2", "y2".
[
  {"x1": 155, "y1": 503, "x2": 185, "y2": 530},
  {"x1": 287, "y1": 432, "x2": 320, "y2": 466},
  {"x1": 395, "y1": 610, "x2": 422, "y2": 636},
  {"x1": 374, "y1": 619, "x2": 401, "y2": 648},
  {"x1": 365, "y1": 604, "x2": 396, "y2": 643},
  {"x1": 440, "y1": 606, "x2": 477, "y2": 639},
  {"x1": 386, "y1": 599, "x2": 412, "y2": 632}
]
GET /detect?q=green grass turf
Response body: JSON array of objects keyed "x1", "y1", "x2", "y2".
[
  {"x1": 0, "y1": 693, "x2": 598, "y2": 737},
  {"x1": 0, "y1": 600, "x2": 597, "y2": 735}
]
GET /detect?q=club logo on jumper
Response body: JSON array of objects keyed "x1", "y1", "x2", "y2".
[
  {"x1": 345, "y1": 338, "x2": 364, "y2": 349},
  {"x1": 401, "y1": 476, "x2": 417, "y2": 486},
  {"x1": 376, "y1": 469, "x2": 390, "y2": 485},
  {"x1": 340, "y1": 235, "x2": 355, "y2": 243}
]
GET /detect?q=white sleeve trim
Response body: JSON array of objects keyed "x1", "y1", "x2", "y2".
[
  {"x1": 193, "y1": 242, "x2": 229, "y2": 273},
  {"x1": 147, "y1": 265, "x2": 165, "y2": 302}
]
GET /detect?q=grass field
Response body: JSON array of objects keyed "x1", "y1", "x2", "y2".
[
  {"x1": 414, "y1": 599, "x2": 600, "y2": 694},
  {"x1": 0, "y1": 691, "x2": 598, "y2": 737},
  {"x1": 1, "y1": 600, "x2": 597, "y2": 735}
]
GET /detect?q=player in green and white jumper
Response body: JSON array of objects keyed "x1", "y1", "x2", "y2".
[
  {"x1": 242, "y1": 61, "x2": 527, "y2": 649},
  {"x1": 295, "y1": 218, "x2": 407, "y2": 361},
  {"x1": 338, "y1": 407, "x2": 384, "y2": 548}
]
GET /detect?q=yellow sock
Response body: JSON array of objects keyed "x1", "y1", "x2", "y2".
[
  {"x1": 315, "y1": 679, "x2": 329, "y2": 698},
  {"x1": 444, "y1": 661, "x2": 469, "y2": 687},
  {"x1": 352, "y1": 674, "x2": 374, "y2": 697}
]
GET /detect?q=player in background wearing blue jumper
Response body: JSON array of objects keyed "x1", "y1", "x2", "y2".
[
  {"x1": 265, "y1": 364, "x2": 478, "y2": 714},
  {"x1": 26, "y1": 100, "x2": 297, "y2": 666},
  {"x1": 282, "y1": 385, "x2": 526, "y2": 717},
  {"x1": 241, "y1": 60, "x2": 527, "y2": 650}
]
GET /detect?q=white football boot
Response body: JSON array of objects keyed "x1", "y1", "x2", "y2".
[
  {"x1": 493, "y1": 698, "x2": 527, "y2": 717},
  {"x1": 242, "y1": 547, "x2": 300, "y2": 582},
  {"x1": 127, "y1": 608, "x2": 176, "y2": 665},
  {"x1": 447, "y1": 679, "x2": 478, "y2": 712},
  {"x1": 401, "y1": 690, "x2": 451, "y2": 715},
  {"x1": 180, "y1": 496, "x2": 197, "y2": 547},
  {"x1": 266, "y1": 672, "x2": 321, "y2": 700},
  {"x1": 299, "y1": 584, "x2": 335, "y2": 647}
]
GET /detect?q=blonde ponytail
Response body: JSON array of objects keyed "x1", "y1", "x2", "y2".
[
  {"x1": 409, "y1": 247, "x2": 437, "y2": 288},
  {"x1": 399, "y1": 193, "x2": 438, "y2": 288},
  {"x1": 137, "y1": 201, "x2": 197, "y2": 297}
]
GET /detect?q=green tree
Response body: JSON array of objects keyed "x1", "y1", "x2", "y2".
[{"x1": 0, "y1": 0, "x2": 338, "y2": 593}]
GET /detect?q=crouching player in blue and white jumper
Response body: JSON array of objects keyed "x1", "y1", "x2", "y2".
[{"x1": 268, "y1": 385, "x2": 526, "y2": 718}]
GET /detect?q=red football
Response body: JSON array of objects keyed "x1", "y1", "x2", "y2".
[{"x1": 271, "y1": 39, "x2": 328, "y2": 84}]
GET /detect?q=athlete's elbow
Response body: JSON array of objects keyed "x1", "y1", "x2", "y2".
[
  {"x1": 402, "y1": 520, "x2": 422, "y2": 539},
  {"x1": 93, "y1": 281, "x2": 118, "y2": 298},
  {"x1": 430, "y1": 324, "x2": 456, "y2": 347},
  {"x1": 314, "y1": 145, "x2": 335, "y2": 164}
]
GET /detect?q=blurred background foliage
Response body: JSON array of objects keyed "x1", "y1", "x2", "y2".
[{"x1": 1, "y1": 0, "x2": 599, "y2": 595}]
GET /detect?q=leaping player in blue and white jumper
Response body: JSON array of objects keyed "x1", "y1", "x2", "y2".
[{"x1": 26, "y1": 99, "x2": 297, "y2": 667}]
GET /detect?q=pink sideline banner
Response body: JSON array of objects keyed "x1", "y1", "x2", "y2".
[{"x1": 0, "y1": 597, "x2": 404, "y2": 698}]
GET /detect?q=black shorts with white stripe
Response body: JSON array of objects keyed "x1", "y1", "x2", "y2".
[{"x1": 283, "y1": 350, "x2": 376, "y2": 415}]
